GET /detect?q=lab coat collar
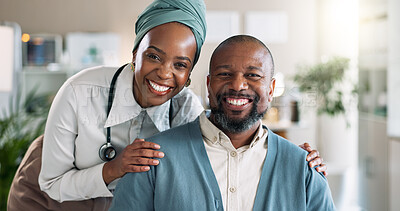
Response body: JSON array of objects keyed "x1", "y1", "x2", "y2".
[
  {"x1": 145, "y1": 99, "x2": 171, "y2": 132},
  {"x1": 104, "y1": 65, "x2": 138, "y2": 128},
  {"x1": 104, "y1": 65, "x2": 171, "y2": 131}
]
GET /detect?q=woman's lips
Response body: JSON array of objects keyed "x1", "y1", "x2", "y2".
[{"x1": 147, "y1": 79, "x2": 173, "y2": 96}]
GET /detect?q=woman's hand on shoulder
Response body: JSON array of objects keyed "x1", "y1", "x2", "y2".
[
  {"x1": 299, "y1": 142, "x2": 328, "y2": 176},
  {"x1": 102, "y1": 138, "x2": 164, "y2": 184}
]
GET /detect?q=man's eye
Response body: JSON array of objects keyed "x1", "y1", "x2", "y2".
[
  {"x1": 217, "y1": 73, "x2": 231, "y2": 76},
  {"x1": 246, "y1": 73, "x2": 261, "y2": 78}
]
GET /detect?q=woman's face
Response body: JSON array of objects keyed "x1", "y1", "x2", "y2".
[{"x1": 133, "y1": 22, "x2": 197, "y2": 108}]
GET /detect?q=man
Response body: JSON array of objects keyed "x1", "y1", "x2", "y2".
[{"x1": 109, "y1": 35, "x2": 335, "y2": 211}]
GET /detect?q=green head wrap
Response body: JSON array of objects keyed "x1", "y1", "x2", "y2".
[{"x1": 133, "y1": 0, "x2": 207, "y2": 66}]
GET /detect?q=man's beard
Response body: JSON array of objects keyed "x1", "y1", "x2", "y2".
[{"x1": 210, "y1": 93, "x2": 268, "y2": 133}]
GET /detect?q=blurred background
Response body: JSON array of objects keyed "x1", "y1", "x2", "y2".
[{"x1": 0, "y1": 0, "x2": 399, "y2": 210}]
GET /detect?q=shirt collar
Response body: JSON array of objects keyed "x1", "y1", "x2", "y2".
[
  {"x1": 200, "y1": 111, "x2": 224, "y2": 144},
  {"x1": 104, "y1": 65, "x2": 172, "y2": 130},
  {"x1": 199, "y1": 111, "x2": 267, "y2": 148}
]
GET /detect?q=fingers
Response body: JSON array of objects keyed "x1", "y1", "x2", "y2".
[
  {"x1": 131, "y1": 139, "x2": 161, "y2": 150},
  {"x1": 121, "y1": 138, "x2": 165, "y2": 173},
  {"x1": 125, "y1": 156, "x2": 160, "y2": 165},
  {"x1": 300, "y1": 142, "x2": 328, "y2": 176},
  {"x1": 122, "y1": 157, "x2": 161, "y2": 173},
  {"x1": 308, "y1": 157, "x2": 323, "y2": 168},
  {"x1": 306, "y1": 149, "x2": 319, "y2": 161},
  {"x1": 316, "y1": 164, "x2": 328, "y2": 176},
  {"x1": 125, "y1": 165, "x2": 151, "y2": 173},
  {"x1": 299, "y1": 142, "x2": 312, "y2": 152},
  {"x1": 119, "y1": 154, "x2": 162, "y2": 173},
  {"x1": 126, "y1": 148, "x2": 165, "y2": 159},
  {"x1": 128, "y1": 139, "x2": 164, "y2": 158}
]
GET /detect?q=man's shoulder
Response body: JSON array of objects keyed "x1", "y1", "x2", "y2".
[
  {"x1": 268, "y1": 130, "x2": 308, "y2": 159},
  {"x1": 147, "y1": 118, "x2": 201, "y2": 146}
]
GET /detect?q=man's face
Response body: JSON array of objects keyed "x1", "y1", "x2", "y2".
[{"x1": 207, "y1": 41, "x2": 275, "y2": 133}]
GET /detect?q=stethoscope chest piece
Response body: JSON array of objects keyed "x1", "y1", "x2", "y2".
[
  {"x1": 99, "y1": 142, "x2": 116, "y2": 161},
  {"x1": 99, "y1": 64, "x2": 127, "y2": 161}
]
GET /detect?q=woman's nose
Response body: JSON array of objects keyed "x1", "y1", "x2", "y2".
[{"x1": 157, "y1": 63, "x2": 173, "y2": 79}]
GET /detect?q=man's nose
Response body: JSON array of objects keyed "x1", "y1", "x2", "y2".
[{"x1": 230, "y1": 74, "x2": 248, "y2": 91}]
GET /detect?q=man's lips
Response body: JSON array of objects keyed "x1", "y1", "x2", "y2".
[
  {"x1": 226, "y1": 98, "x2": 250, "y2": 106},
  {"x1": 222, "y1": 95, "x2": 254, "y2": 110},
  {"x1": 147, "y1": 79, "x2": 173, "y2": 95}
]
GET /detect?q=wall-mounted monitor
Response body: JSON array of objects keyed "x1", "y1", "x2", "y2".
[{"x1": 22, "y1": 34, "x2": 62, "y2": 67}]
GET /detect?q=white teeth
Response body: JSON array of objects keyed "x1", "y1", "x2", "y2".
[
  {"x1": 149, "y1": 80, "x2": 170, "y2": 92},
  {"x1": 227, "y1": 98, "x2": 249, "y2": 106}
]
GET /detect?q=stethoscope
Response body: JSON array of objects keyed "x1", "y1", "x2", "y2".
[
  {"x1": 99, "y1": 63, "x2": 127, "y2": 161},
  {"x1": 99, "y1": 63, "x2": 174, "y2": 161}
]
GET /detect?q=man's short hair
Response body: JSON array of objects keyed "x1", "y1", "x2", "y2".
[{"x1": 210, "y1": 35, "x2": 275, "y2": 78}]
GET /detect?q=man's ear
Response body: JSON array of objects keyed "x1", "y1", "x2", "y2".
[
  {"x1": 268, "y1": 78, "x2": 276, "y2": 102},
  {"x1": 206, "y1": 75, "x2": 211, "y2": 99}
]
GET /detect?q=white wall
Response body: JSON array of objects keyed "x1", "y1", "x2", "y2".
[
  {"x1": 316, "y1": 0, "x2": 359, "y2": 210},
  {"x1": 388, "y1": 0, "x2": 400, "y2": 210},
  {"x1": 390, "y1": 139, "x2": 400, "y2": 211}
]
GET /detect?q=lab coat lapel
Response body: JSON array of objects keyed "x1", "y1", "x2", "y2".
[{"x1": 104, "y1": 65, "x2": 140, "y2": 128}]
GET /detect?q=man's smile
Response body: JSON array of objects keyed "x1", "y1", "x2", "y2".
[{"x1": 220, "y1": 94, "x2": 255, "y2": 111}]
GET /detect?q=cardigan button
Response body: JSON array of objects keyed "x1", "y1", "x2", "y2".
[{"x1": 229, "y1": 187, "x2": 236, "y2": 193}]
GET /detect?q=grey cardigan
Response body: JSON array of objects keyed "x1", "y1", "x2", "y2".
[{"x1": 109, "y1": 118, "x2": 335, "y2": 211}]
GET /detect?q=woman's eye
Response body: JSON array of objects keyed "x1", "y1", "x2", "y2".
[
  {"x1": 147, "y1": 54, "x2": 160, "y2": 61},
  {"x1": 175, "y1": 62, "x2": 188, "y2": 69}
]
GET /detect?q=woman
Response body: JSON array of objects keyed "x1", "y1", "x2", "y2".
[
  {"x1": 39, "y1": 0, "x2": 206, "y2": 203},
  {"x1": 9, "y1": 0, "x2": 325, "y2": 210}
]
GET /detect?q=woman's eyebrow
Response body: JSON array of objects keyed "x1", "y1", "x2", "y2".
[
  {"x1": 148, "y1": 46, "x2": 192, "y2": 64},
  {"x1": 176, "y1": 56, "x2": 192, "y2": 64},
  {"x1": 148, "y1": 46, "x2": 166, "y2": 55}
]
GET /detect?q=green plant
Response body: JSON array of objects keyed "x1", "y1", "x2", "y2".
[
  {"x1": 293, "y1": 57, "x2": 351, "y2": 116},
  {"x1": 0, "y1": 91, "x2": 51, "y2": 210}
]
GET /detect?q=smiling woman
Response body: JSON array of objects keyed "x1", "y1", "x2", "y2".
[
  {"x1": 132, "y1": 22, "x2": 197, "y2": 107},
  {"x1": 33, "y1": 0, "x2": 207, "y2": 209}
]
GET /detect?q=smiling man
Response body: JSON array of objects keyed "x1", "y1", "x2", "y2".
[{"x1": 109, "y1": 35, "x2": 335, "y2": 211}]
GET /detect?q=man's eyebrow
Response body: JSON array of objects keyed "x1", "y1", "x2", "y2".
[
  {"x1": 215, "y1": 64, "x2": 232, "y2": 70},
  {"x1": 247, "y1": 66, "x2": 262, "y2": 71}
]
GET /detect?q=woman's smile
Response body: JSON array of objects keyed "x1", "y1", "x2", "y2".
[{"x1": 147, "y1": 79, "x2": 173, "y2": 95}]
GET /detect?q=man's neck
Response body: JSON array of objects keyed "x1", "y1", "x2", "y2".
[{"x1": 209, "y1": 115, "x2": 261, "y2": 149}]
